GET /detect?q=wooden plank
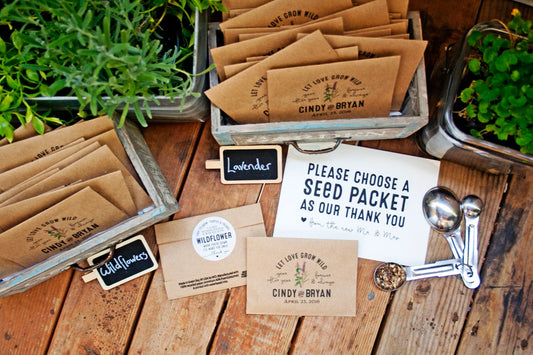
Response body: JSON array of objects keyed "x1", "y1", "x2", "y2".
[
  {"x1": 128, "y1": 268, "x2": 227, "y2": 354},
  {"x1": 210, "y1": 286, "x2": 298, "y2": 354},
  {"x1": 129, "y1": 121, "x2": 263, "y2": 353},
  {"x1": 370, "y1": 1, "x2": 533, "y2": 352},
  {"x1": 374, "y1": 161, "x2": 508, "y2": 354},
  {"x1": 48, "y1": 265, "x2": 152, "y2": 354},
  {"x1": 289, "y1": 137, "x2": 430, "y2": 353},
  {"x1": 409, "y1": 0, "x2": 482, "y2": 77},
  {"x1": 142, "y1": 122, "x2": 204, "y2": 192},
  {"x1": 0, "y1": 122, "x2": 199, "y2": 354},
  {"x1": 0, "y1": 272, "x2": 72, "y2": 355},
  {"x1": 477, "y1": 0, "x2": 533, "y2": 23},
  {"x1": 46, "y1": 122, "x2": 202, "y2": 353},
  {"x1": 292, "y1": 259, "x2": 389, "y2": 354},
  {"x1": 458, "y1": 172, "x2": 532, "y2": 353},
  {"x1": 208, "y1": 175, "x2": 299, "y2": 354}
]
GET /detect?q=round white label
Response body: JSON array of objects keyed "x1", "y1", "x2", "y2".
[{"x1": 191, "y1": 216, "x2": 237, "y2": 261}]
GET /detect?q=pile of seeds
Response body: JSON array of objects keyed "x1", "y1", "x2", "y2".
[{"x1": 373, "y1": 262, "x2": 407, "y2": 291}]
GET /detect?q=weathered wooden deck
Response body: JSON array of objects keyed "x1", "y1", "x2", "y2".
[{"x1": 1, "y1": 0, "x2": 532, "y2": 353}]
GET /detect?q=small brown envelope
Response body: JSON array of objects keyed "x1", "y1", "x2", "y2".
[
  {"x1": 388, "y1": 0, "x2": 409, "y2": 18},
  {"x1": 155, "y1": 204, "x2": 267, "y2": 300},
  {"x1": 223, "y1": 15, "x2": 346, "y2": 44},
  {"x1": 0, "y1": 115, "x2": 114, "y2": 173},
  {"x1": 0, "y1": 141, "x2": 101, "y2": 193},
  {"x1": 224, "y1": 46, "x2": 357, "y2": 79},
  {"x1": 354, "y1": 0, "x2": 409, "y2": 18},
  {"x1": 206, "y1": 31, "x2": 340, "y2": 124},
  {"x1": 0, "y1": 168, "x2": 60, "y2": 205},
  {"x1": 345, "y1": 28, "x2": 391, "y2": 37},
  {"x1": 0, "y1": 145, "x2": 152, "y2": 211},
  {"x1": 267, "y1": 56, "x2": 401, "y2": 121},
  {"x1": 317, "y1": 34, "x2": 428, "y2": 111},
  {"x1": 218, "y1": 0, "x2": 352, "y2": 31},
  {"x1": 318, "y1": 0, "x2": 390, "y2": 31},
  {"x1": 0, "y1": 171, "x2": 136, "y2": 232},
  {"x1": 0, "y1": 123, "x2": 51, "y2": 146},
  {"x1": 224, "y1": 61, "x2": 258, "y2": 78},
  {"x1": 345, "y1": 20, "x2": 408, "y2": 36},
  {"x1": 246, "y1": 237, "x2": 358, "y2": 316},
  {"x1": 0, "y1": 187, "x2": 128, "y2": 278},
  {"x1": 222, "y1": 0, "x2": 270, "y2": 9},
  {"x1": 224, "y1": 27, "x2": 282, "y2": 44},
  {"x1": 211, "y1": 17, "x2": 344, "y2": 81},
  {"x1": 84, "y1": 129, "x2": 137, "y2": 178}
]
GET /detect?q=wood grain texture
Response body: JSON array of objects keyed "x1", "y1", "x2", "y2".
[
  {"x1": 210, "y1": 286, "x2": 298, "y2": 354},
  {"x1": 375, "y1": 161, "x2": 508, "y2": 354},
  {"x1": 292, "y1": 259, "x2": 388, "y2": 354},
  {"x1": 45, "y1": 123, "x2": 202, "y2": 354},
  {"x1": 209, "y1": 161, "x2": 298, "y2": 354},
  {"x1": 409, "y1": 0, "x2": 482, "y2": 78},
  {"x1": 1, "y1": 1, "x2": 532, "y2": 354},
  {"x1": 129, "y1": 121, "x2": 263, "y2": 353},
  {"x1": 458, "y1": 172, "x2": 533, "y2": 354},
  {"x1": 0, "y1": 272, "x2": 72, "y2": 355},
  {"x1": 129, "y1": 268, "x2": 227, "y2": 354},
  {"x1": 477, "y1": 0, "x2": 533, "y2": 23},
  {"x1": 142, "y1": 122, "x2": 204, "y2": 195},
  {"x1": 48, "y1": 272, "x2": 149, "y2": 354}
]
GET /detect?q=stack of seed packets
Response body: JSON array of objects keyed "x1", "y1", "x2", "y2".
[
  {"x1": 206, "y1": 0, "x2": 426, "y2": 123},
  {"x1": 0, "y1": 116, "x2": 152, "y2": 279}
]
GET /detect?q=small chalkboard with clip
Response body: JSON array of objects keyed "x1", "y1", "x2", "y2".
[
  {"x1": 205, "y1": 145, "x2": 282, "y2": 184},
  {"x1": 83, "y1": 235, "x2": 158, "y2": 290}
]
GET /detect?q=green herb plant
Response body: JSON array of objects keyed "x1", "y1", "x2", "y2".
[
  {"x1": 0, "y1": 29, "x2": 63, "y2": 141},
  {"x1": 459, "y1": 9, "x2": 533, "y2": 154},
  {"x1": 0, "y1": 0, "x2": 224, "y2": 142}
]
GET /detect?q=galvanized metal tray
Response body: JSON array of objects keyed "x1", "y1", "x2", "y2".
[
  {"x1": 417, "y1": 21, "x2": 532, "y2": 175},
  {"x1": 28, "y1": 10, "x2": 210, "y2": 122},
  {"x1": 209, "y1": 11, "x2": 428, "y2": 146},
  {"x1": 0, "y1": 116, "x2": 180, "y2": 297}
]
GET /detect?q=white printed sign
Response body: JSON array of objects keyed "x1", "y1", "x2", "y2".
[{"x1": 273, "y1": 144, "x2": 440, "y2": 266}]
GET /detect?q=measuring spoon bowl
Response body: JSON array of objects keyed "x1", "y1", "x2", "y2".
[
  {"x1": 422, "y1": 186, "x2": 464, "y2": 259},
  {"x1": 422, "y1": 186, "x2": 463, "y2": 233},
  {"x1": 373, "y1": 259, "x2": 462, "y2": 292}
]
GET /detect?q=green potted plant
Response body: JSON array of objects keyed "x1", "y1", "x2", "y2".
[
  {"x1": 0, "y1": 0, "x2": 225, "y2": 142},
  {"x1": 418, "y1": 9, "x2": 533, "y2": 174}
]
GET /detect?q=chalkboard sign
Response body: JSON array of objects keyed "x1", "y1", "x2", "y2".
[
  {"x1": 85, "y1": 235, "x2": 158, "y2": 290},
  {"x1": 205, "y1": 145, "x2": 282, "y2": 184}
]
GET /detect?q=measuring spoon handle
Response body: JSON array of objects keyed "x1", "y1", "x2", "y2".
[
  {"x1": 445, "y1": 227, "x2": 464, "y2": 260},
  {"x1": 462, "y1": 215, "x2": 481, "y2": 288},
  {"x1": 405, "y1": 259, "x2": 462, "y2": 281}
]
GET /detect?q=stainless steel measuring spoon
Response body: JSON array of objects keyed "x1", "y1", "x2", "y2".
[
  {"x1": 422, "y1": 186, "x2": 464, "y2": 259},
  {"x1": 373, "y1": 259, "x2": 462, "y2": 291},
  {"x1": 460, "y1": 195, "x2": 483, "y2": 289}
]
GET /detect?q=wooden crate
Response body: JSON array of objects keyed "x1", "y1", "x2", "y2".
[
  {"x1": 0, "y1": 116, "x2": 180, "y2": 297},
  {"x1": 209, "y1": 12, "x2": 428, "y2": 146}
]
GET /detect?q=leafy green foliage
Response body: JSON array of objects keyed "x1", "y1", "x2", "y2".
[
  {"x1": 0, "y1": 0, "x2": 224, "y2": 141},
  {"x1": 459, "y1": 9, "x2": 533, "y2": 154},
  {"x1": 0, "y1": 29, "x2": 63, "y2": 142}
]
